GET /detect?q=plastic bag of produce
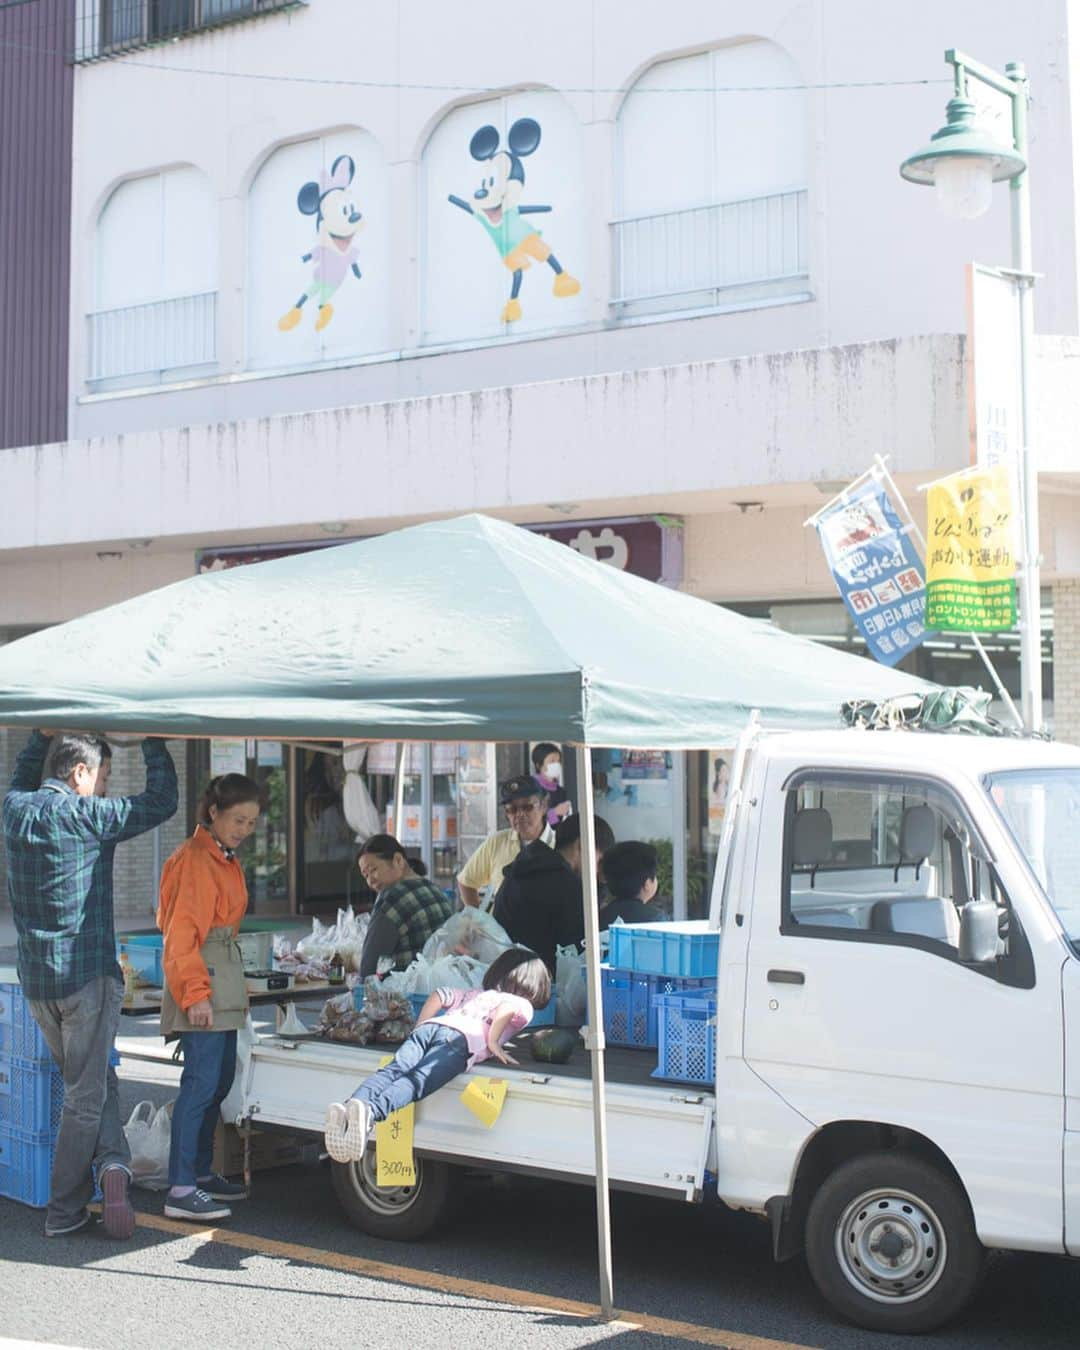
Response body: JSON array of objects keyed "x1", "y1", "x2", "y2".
[
  {"x1": 427, "y1": 953, "x2": 486, "y2": 990},
  {"x1": 124, "y1": 1100, "x2": 172, "y2": 1191},
  {"x1": 555, "y1": 945, "x2": 588, "y2": 1026},
  {"x1": 422, "y1": 909, "x2": 513, "y2": 965}
]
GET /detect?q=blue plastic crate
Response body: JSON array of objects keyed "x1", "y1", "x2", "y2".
[
  {"x1": 118, "y1": 936, "x2": 164, "y2": 987},
  {"x1": 0, "y1": 1056, "x2": 64, "y2": 1134},
  {"x1": 0, "y1": 984, "x2": 51, "y2": 1064},
  {"x1": 601, "y1": 966, "x2": 715, "y2": 1048},
  {"x1": 651, "y1": 987, "x2": 717, "y2": 1085},
  {"x1": 0, "y1": 1125, "x2": 55, "y2": 1208},
  {"x1": 607, "y1": 921, "x2": 720, "y2": 980}
]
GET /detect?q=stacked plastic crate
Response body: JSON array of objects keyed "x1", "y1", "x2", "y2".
[
  {"x1": 0, "y1": 981, "x2": 63, "y2": 1206},
  {"x1": 601, "y1": 921, "x2": 720, "y2": 1085}
]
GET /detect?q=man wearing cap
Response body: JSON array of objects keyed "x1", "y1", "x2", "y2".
[{"x1": 457, "y1": 776, "x2": 555, "y2": 910}]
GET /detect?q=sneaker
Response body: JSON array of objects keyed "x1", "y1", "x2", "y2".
[
  {"x1": 344, "y1": 1098, "x2": 372, "y2": 1160},
  {"x1": 45, "y1": 1211, "x2": 97, "y2": 1238},
  {"x1": 163, "y1": 1188, "x2": 232, "y2": 1221},
  {"x1": 196, "y1": 1172, "x2": 247, "y2": 1201},
  {"x1": 324, "y1": 1101, "x2": 350, "y2": 1163},
  {"x1": 100, "y1": 1165, "x2": 136, "y2": 1240}
]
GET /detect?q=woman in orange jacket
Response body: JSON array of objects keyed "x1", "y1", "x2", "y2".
[{"x1": 157, "y1": 774, "x2": 260, "y2": 1223}]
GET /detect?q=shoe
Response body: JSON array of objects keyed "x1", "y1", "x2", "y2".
[
  {"x1": 196, "y1": 1171, "x2": 247, "y2": 1201},
  {"x1": 325, "y1": 1101, "x2": 350, "y2": 1162},
  {"x1": 500, "y1": 298, "x2": 523, "y2": 323},
  {"x1": 163, "y1": 1188, "x2": 232, "y2": 1222},
  {"x1": 315, "y1": 303, "x2": 334, "y2": 332},
  {"x1": 100, "y1": 1165, "x2": 136, "y2": 1240},
  {"x1": 277, "y1": 306, "x2": 303, "y2": 332},
  {"x1": 553, "y1": 272, "x2": 580, "y2": 298},
  {"x1": 343, "y1": 1098, "x2": 372, "y2": 1161},
  {"x1": 45, "y1": 1211, "x2": 97, "y2": 1238}
]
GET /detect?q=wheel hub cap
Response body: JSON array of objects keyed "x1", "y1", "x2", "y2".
[{"x1": 835, "y1": 1187, "x2": 947, "y2": 1304}]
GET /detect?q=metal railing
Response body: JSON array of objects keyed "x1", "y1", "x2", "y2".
[
  {"x1": 73, "y1": 0, "x2": 305, "y2": 62},
  {"x1": 87, "y1": 292, "x2": 218, "y2": 384},
  {"x1": 611, "y1": 188, "x2": 808, "y2": 310}
]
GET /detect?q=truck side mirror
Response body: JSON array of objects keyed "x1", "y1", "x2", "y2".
[{"x1": 958, "y1": 900, "x2": 1001, "y2": 965}]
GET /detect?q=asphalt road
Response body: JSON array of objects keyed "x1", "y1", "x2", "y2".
[{"x1": 1, "y1": 1062, "x2": 1079, "y2": 1350}]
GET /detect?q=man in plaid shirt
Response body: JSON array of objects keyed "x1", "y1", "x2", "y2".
[{"x1": 3, "y1": 730, "x2": 177, "y2": 1238}]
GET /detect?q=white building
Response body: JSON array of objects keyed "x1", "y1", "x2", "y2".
[{"x1": 2, "y1": 0, "x2": 1079, "y2": 919}]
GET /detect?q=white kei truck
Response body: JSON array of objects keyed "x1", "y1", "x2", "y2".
[{"x1": 236, "y1": 726, "x2": 1080, "y2": 1335}]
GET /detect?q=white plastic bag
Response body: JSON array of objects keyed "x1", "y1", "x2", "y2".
[
  {"x1": 556, "y1": 945, "x2": 588, "y2": 1026},
  {"x1": 427, "y1": 953, "x2": 486, "y2": 990},
  {"x1": 125, "y1": 1100, "x2": 172, "y2": 1191},
  {"x1": 422, "y1": 910, "x2": 513, "y2": 966},
  {"x1": 343, "y1": 771, "x2": 380, "y2": 839},
  {"x1": 219, "y1": 1014, "x2": 257, "y2": 1127}
]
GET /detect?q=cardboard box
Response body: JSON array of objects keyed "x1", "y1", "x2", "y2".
[{"x1": 211, "y1": 1121, "x2": 305, "y2": 1178}]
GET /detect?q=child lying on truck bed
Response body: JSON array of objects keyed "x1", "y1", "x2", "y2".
[{"x1": 324, "y1": 946, "x2": 551, "y2": 1161}]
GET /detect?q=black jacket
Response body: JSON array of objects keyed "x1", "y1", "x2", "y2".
[
  {"x1": 598, "y1": 897, "x2": 654, "y2": 929},
  {"x1": 492, "y1": 840, "x2": 584, "y2": 974}
]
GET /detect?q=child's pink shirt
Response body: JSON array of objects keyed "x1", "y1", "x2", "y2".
[{"x1": 428, "y1": 987, "x2": 534, "y2": 1067}]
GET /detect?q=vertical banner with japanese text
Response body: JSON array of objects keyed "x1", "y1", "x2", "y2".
[
  {"x1": 925, "y1": 464, "x2": 1017, "y2": 631},
  {"x1": 814, "y1": 480, "x2": 927, "y2": 667}
]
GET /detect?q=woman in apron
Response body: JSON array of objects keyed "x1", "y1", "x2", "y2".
[{"x1": 157, "y1": 774, "x2": 260, "y2": 1221}]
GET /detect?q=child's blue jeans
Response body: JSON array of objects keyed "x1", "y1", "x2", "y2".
[{"x1": 352, "y1": 1022, "x2": 469, "y2": 1121}]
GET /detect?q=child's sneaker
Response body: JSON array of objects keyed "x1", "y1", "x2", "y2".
[
  {"x1": 343, "y1": 1098, "x2": 372, "y2": 1161},
  {"x1": 324, "y1": 1102, "x2": 351, "y2": 1162},
  {"x1": 163, "y1": 1188, "x2": 232, "y2": 1221}
]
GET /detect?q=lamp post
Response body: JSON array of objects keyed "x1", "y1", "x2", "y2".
[{"x1": 900, "y1": 50, "x2": 1042, "y2": 734}]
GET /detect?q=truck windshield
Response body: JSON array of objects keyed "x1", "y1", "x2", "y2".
[{"x1": 986, "y1": 769, "x2": 1080, "y2": 942}]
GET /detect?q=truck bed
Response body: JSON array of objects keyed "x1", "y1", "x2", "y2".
[{"x1": 242, "y1": 1027, "x2": 716, "y2": 1201}]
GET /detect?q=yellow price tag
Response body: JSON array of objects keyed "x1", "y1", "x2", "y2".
[
  {"x1": 374, "y1": 1054, "x2": 416, "y2": 1188},
  {"x1": 460, "y1": 1076, "x2": 508, "y2": 1128}
]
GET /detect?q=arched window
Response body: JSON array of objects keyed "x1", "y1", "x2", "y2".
[
  {"x1": 422, "y1": 91, "x2": 587, "y2": 345},
  {"x1": 90, "y1": 166, "x2": 217, "y2": 387},
  {"x1": 247, "y1": 129, "x2": 390, "y2": 370},
  {"x1": 615, "y1": 41, "x2": 809, "y2": 317}
]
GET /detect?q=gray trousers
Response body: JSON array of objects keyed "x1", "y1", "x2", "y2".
[{"x1": 29, "y1": 975, "x2": 130, "y2": 1229}]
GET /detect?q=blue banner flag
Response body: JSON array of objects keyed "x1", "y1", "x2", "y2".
[{"x1": 815, "y1": 480, "x2": 927, "y2": 667}]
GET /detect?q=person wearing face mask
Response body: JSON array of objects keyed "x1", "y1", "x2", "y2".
[
  {"x1": 157, "y1": 774, "x2": 261, "y2": 1223},
  {"x1": 531, "y1": 742, "x2": 571, "y2": 827}
]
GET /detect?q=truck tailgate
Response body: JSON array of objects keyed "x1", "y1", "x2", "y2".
[{"x1": 244, "y1": 1039, "x2": 714, "y2": 1201}]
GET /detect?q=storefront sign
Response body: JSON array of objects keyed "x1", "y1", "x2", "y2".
[
  {"x1": 967, "y1": 263, "x2": 1022, "y2": 468},
  {"x1": 815, "y1": 480, "x2": 927, "y2": 667},
  {"x1": 926, "y1": 465, "x2": 1017, "y2": 632},
  {"x1": 525, "y1": 515, "x2": 683, "y2": 586}
]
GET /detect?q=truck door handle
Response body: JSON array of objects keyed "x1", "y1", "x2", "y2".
[{"x1": 767, "y1": 969, "x2": 805, "y2": 985}]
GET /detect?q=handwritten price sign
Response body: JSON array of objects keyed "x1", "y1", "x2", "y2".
[
  {"x1": 460, "y1": 1077, "x2": 508, "y2": 1128},
  {"x1": 374, "y1": 1055, "x2": 416, "y2": 1187}
]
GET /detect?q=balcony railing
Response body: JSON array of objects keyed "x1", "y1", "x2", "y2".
[
  {"x1": 87, "y1": 292, "x2": 217, "y2": 384},
  {"x1": 74, "y1": 0, "x2": 306, "y2": 62},
  {"x1": 611, "y1": 188, "x2": 809, "y2": 312}
]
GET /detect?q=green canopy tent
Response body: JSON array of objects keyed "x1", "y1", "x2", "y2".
[{"x1": 0, "y1": 513, "x2": 930, "y2": 1316}]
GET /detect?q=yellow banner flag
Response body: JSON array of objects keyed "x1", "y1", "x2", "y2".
[
  {"x1": 926, "y1": 464, "x2": 1017, "y2": 632},
  {"x1": 460, "y1": 1077, "x2": 508, "y2": 1128},
  {"x1": 374, "y1": 1055, "x2": 416, "y2": 1187}
]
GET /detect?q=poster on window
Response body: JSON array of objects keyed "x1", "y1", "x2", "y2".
[
  {"x1": 925, "y1": 464, "x2": 1017, "y2": 632},
  {"x1": 814, "y1": 479, "x2": 927, "y2": 667},
  {"x1": 707, "y1": 750, "x2": 734, "y2": 837},
  {"x1": 620, "y1": 751, "x2": 670, "y2": 781}
]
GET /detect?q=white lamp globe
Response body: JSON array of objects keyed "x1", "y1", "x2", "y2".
[{"x1": 933, "y1": 155, "x2": 994, "y2": 220}]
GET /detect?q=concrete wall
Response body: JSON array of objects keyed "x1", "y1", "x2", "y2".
[{"x1": 65, "y1": 0, "x2": 1080, "y2": 442}]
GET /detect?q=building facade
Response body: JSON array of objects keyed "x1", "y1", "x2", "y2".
[{"x1": 2, "y1": 0, "x2": 1080, "y2": 919}]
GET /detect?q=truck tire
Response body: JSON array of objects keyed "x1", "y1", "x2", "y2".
[
  {"x1": 331, "y1": 1149, "x2": 460, "y2": 1241},
  {"x1": 805, "y1": 1151, "x2": 985, "y2": 1334}
]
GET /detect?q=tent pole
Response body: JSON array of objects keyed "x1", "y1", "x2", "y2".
[{"x1": 575, "y1": 745, "x2": 615, "y2": 1320}]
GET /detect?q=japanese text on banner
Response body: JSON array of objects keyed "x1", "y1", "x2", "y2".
[
  {"x1": 815, "y1": 481, "x2": 926, "y2": 667},
  {"x1": 925, "y1": 465, "x2": 1017, "y2": 632}
]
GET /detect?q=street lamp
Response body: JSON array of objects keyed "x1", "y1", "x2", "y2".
[{"x1": 900, "y1": 50, "x2": 1042, "y2": 734}]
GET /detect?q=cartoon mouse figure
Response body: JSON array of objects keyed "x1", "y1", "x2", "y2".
[
  {"x1": 278, "y1": 154, "x2": 363, "y2": 334},
  {"x1": 449, "y1": 118, "x2": 580, "y2": 324}
]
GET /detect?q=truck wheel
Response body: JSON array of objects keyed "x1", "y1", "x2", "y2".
[
  {"x1": 331, "y1": 1149, "x2": 460, "y2": 1241},
  {"x1": 805, "y1": 1151, "x2": 985, "y2": 1334}
]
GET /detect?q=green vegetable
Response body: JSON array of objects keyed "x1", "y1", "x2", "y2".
[{"x1": 530, "y1": 1028, "x2": 579, "y2": 1065}]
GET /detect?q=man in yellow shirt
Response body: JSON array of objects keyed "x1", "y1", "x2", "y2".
[{"x1": 457, "y1": 776, "x2": 556, "y2": 910}]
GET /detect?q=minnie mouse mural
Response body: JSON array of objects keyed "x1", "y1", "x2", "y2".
[
  {"x1": 448, "y1": 117, "x2": 580, "y2": 324},
  {"x1": 278, "y1": 155, "x2": 364, "y2": 333}
]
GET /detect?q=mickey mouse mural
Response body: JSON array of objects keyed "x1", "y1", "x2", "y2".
[
  {"x1": 448, "y1": 118, "x2": 580, "y2": 324},
  {"x1": 278, "y1": 154, "x2": 364, "y2": 333}
]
